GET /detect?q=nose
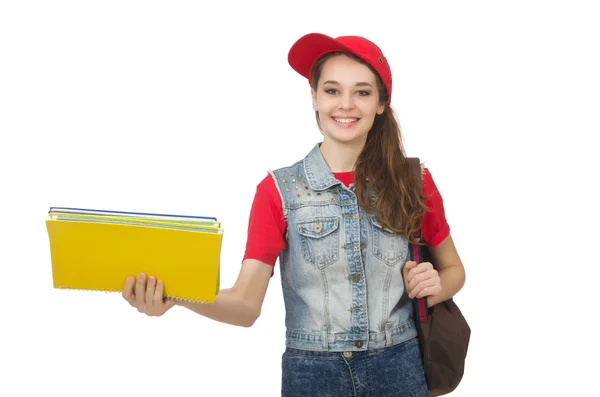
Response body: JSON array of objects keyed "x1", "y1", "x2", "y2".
[{"x1": 338, "y1": 92, "x2": 355, "y2": 110}]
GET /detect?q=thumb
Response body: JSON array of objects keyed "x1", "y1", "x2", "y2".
[{"x1": 162, "y1": 297, "x2": 177, "y2": 310}]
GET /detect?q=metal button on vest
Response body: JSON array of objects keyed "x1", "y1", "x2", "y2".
[
  {"x1": 343, "y1": 351, "x2": 352, "y2": 358},
  {"x1": 354, "y1": 340, "x2": 363, "y2": 348},
  {"x1": 351, "y1": 274, "x2": 361, "y2": 282},
  {"x1": 315, "y1": 223, "x2": 322, "y2": 233}
]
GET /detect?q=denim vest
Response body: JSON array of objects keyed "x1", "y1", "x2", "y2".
[{"x1": 269, "y1": 143, "x2": 417, "y2": 352}]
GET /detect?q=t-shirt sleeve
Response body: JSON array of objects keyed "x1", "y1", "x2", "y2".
[
  {"x1": 242, "y1": 174, "x2": 287, "y2": 266},
  {"x1": 421, "y1": 167, "x2": 450, "y2": 248}
]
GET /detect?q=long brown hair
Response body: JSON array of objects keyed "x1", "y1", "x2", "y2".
[{"x1": 310, "y1": 51, "x2": 428, "y2": 245}]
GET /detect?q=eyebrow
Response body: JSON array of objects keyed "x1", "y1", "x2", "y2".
[{"x1": 322, "y1": 80, "x2": 373, "y2": 88}]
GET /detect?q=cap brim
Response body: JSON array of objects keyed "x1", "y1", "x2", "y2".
[{"x1": 288, "y1": 33, "x2": 355, "y2": 82}]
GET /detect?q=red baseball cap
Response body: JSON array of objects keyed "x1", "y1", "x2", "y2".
[{"x1": 288, "y1": 33, "x2": 393, "y2": 104}]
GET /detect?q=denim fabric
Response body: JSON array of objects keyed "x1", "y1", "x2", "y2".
[
  {"x1": 270, "y1": 143, "x2": 417, "y2": 352},
  {"x1": 281, "y1": 337, "x2": 428, "y2": 397}
]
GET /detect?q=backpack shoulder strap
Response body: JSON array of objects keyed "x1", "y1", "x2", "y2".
[{"x1": 406, "y1": 157, "x2": 430, "y2": 321}]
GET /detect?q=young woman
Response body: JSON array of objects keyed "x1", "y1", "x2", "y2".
[{"x1": 122, "y1": 33, "x2": 466, "y2": 397}]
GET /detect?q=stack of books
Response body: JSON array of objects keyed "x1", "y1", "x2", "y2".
[{"x1": 45, "y1": 207, "x2": 223, "y2": 303}]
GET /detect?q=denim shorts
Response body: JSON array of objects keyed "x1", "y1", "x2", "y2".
[{"x1": 281, "y1": 337, "x2": 428, "y2": 397}]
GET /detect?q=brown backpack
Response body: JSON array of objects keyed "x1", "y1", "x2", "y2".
[{"x1": 408, "y1": 158, "x2": 471, "y2": 396}]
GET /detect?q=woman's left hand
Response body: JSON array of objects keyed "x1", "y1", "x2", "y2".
[{"x1": 402, "y1": 261, "x2": 442, "y2": 299}]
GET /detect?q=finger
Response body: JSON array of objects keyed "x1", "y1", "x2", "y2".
[
  {"x1": 146, "y1": 276, "x2": 156, "y2": 308},
  {"x1": 135, "y1": 273, "x2": 147, "y2": 310},
  {"x1": 153, "y1": 279, "x2": 165, "y2": 307},
  {"x1": 402, "y1": 261, "x2": 417, "y2": 279},
  {"x1": 122, "y1": 276, "x2": 136, "y2": 306},
  {"x1": 415, "y1": 285, "x2": 441, "y2": 299},
  {"x1": 404, "y1": 261, "x2": 417, "y2": 270},
  {"x1": 408, "y1": 261, "x2": 433, "y2": 279},
  {"x1": 407, "y1": 269, "x2": 437, "y2": 292},
  {"x1": 409, "y1": 278, "x2": 438, "y2": 299}
]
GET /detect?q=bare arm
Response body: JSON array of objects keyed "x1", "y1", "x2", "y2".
[
  {"x1": 426, "y1": 233, "x2": 466, "y2": 307},
  {"x1": 175, "y1": 259, "x2": 273, "y2": 327},
  {"x1": 403, "y1": 233, "x2": 466, "y2": 307}
]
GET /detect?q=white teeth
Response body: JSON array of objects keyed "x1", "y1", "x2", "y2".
[{"x1": 333, "y1": 118, "x2": 358, "y2": 124}]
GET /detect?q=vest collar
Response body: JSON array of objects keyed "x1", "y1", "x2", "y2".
[{"x1": 303, "y1": 143, "x2": 343, "y2": 191}]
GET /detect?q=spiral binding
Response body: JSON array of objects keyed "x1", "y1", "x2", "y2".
[{"x1": 55, "y1": 286, "x2": 211, "y2": 304}]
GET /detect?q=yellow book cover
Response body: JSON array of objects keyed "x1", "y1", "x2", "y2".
[{"x1": 46, "y1": 209, "x2": 222, "y2": 303}]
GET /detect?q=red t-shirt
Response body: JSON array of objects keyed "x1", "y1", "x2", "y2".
[{"x1": 243, "y1": 168, "x2": 450, "y2": 267}]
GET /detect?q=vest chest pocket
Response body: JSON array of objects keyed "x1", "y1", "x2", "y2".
[
  {"x1": 370, "y1": 216, "x2": 408, "y2": 266},
  {"x1": 296, "y1": 216, "x2": 340, "y2": 269}
]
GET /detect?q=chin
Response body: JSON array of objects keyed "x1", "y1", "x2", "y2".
[
  {"x1": 327, "y1": 134, "x2": 367, "y2": 146},
  {"x1": 324, "y1": 125, "x2": 368, "y2": 144}
]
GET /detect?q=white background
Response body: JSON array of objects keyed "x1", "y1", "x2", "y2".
[{"x1": 1, "y1": 1, "x2": 598, "y2": 396}]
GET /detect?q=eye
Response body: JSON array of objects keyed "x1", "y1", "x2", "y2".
[
  {"x1": 357, "y1": 90, "x2": 371, "y2": 96},
  {"x1": 325, "y1": 88, "x2": 339, "y2": 95}
]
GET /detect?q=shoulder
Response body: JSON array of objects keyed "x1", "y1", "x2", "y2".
[
  {"x1": 255, "y1": 156, "x2": 303, "y2": 191},
  {"x1": 419, "y1": 165, "x2": 450, "y2": 246},
  {"x1": 254, "y1": 160, "x2": 304, "y2": 206},
  {"x1": 268, "y1": 159, "x2": 305, "y2": 197},
  {"x1": 270, "y1": 159, "x2": 304, "y2": 179},
  {"x1": 257, "y1": 173, "x2": 275, "y2": 190},
  {"x1": 249, "y1": 173, "x2": 285, "y2": 224},
  {"x1": 418, "y1": 165, "x2": 447, "y2": 219},
  {"x1": 406, "y1": 158, "x2": 436, "y2": 193},
  {"x1": 254, "y1": 174, "x2": 281, "y2": 206},
  {"x1": 421, "y1": 166, "x2": 441, "y2": 199}
]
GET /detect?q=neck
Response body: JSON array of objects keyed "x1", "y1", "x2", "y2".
[{"x1": 319, "y1": 138, "x2": 366, "y2": 173}]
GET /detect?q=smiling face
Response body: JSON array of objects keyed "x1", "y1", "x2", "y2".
[{"x1": 311, "y1": 54, "x2": 385, "y2": 146}]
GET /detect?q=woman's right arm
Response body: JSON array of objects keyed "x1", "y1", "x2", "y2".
[
  {"x1": 175, "y1": 258, "x2": 273, "y2": 327},
  {"x1": 176, "y1": 175, "x2": 283, "y2": 326},
  {"x1": 122, "y1": 258, "x2": 273, "y2": 327}
]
